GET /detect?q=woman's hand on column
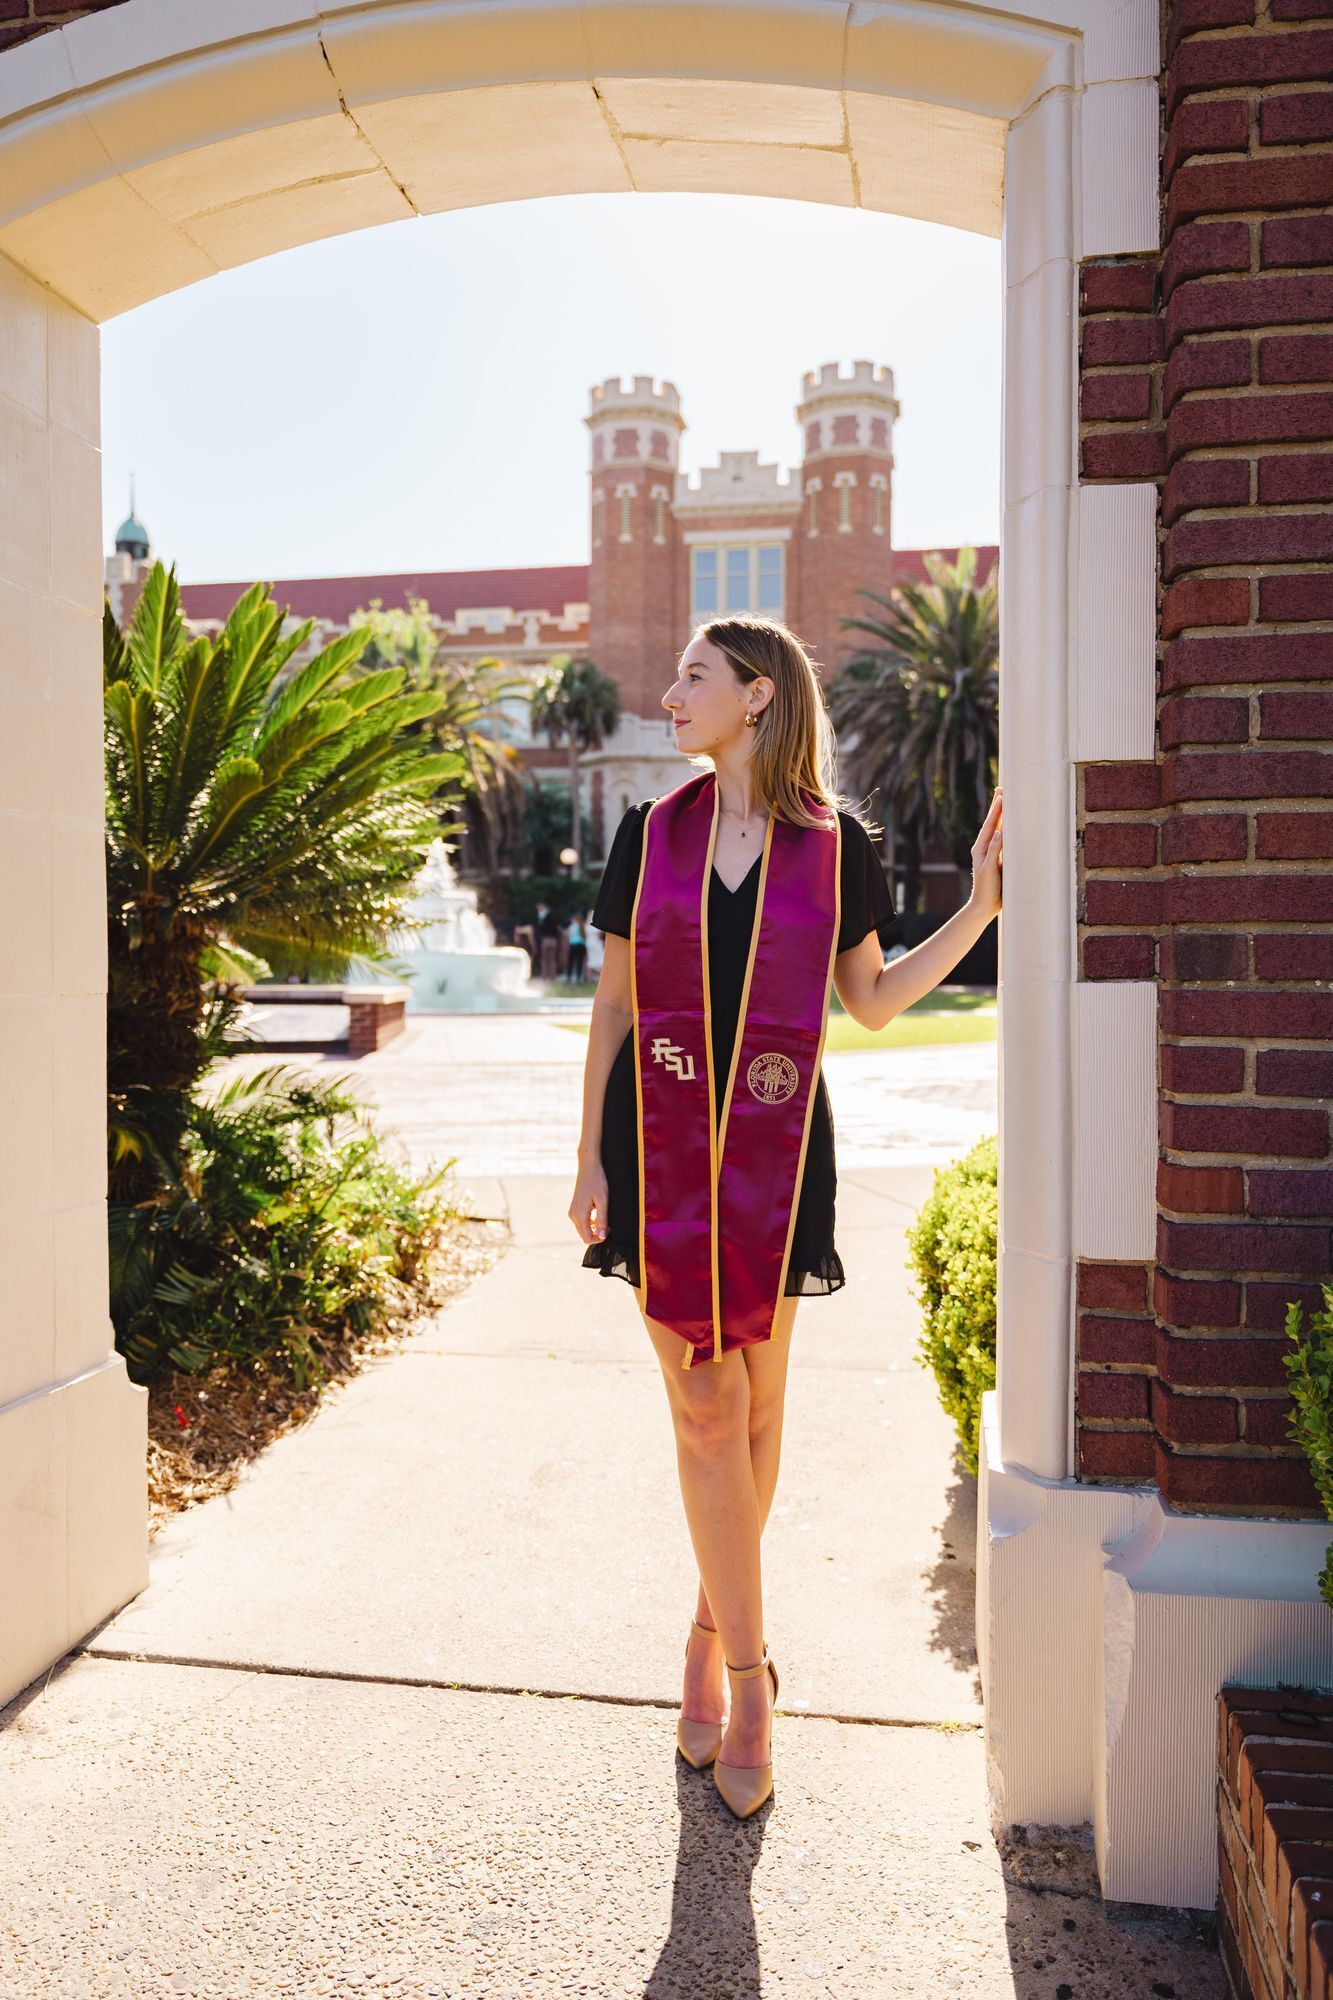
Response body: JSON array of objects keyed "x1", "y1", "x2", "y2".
[
  {"x1": 969, "y1": 786, "x2": 1003, "y2": 921},
  {"x1": 569, "y1": 1155, "x2": 610, "y2": 1245}
]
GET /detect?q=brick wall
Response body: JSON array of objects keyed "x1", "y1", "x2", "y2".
[
  {"x1": 0, "y1": 1, "x2": 122, "y2": 51},
  {"x1": 1217, "y1": 1685, "x2": 1333, "y2": 1999},
  {"x1": 1075, "y1": 0, "x2": 1333, "y2": 1516}
]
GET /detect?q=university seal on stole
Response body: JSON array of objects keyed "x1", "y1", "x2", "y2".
[{"x1": 746, "y1": 1051, "x2": 799, "y2": 1104}]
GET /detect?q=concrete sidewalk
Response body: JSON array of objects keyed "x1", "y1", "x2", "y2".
[{"x1": 0, "y1": 1157, "x2": 1225, "y2": 1996}]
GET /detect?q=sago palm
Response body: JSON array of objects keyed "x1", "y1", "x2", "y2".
[
  {"x1": 832, "y1": 547, "x2": 999, "y2": 896},
  {"x1": 529, "y1": 655, "x2": 621, "y2": 858},
  {"x1": 104, "y1": 559, "x2": 465, "y2": 1206}
]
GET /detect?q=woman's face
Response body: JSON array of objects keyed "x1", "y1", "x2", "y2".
[{"x1": 661, "y1": 634, "x2": 772, "y2": 755}]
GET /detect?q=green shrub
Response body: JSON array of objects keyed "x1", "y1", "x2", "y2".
[
  {"x1": 111, "y1": 1053, "x2": 460, "y2": 1390},
  {"x1": 906, "y1": 1133, "x2": 998, "y2": 1476},
  {"x1": 1283, "y1": 1286, "x2": 1333, "y2": 1606}
]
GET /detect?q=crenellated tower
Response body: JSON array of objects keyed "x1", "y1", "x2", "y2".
[
  {"x1": 791, "y1": 360, "x2": 899, "y2": 680},
  {"x1": 585, "y1": 375, "x2": 684, "y2": 719}
]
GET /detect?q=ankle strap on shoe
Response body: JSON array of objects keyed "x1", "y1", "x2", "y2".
[{"x1": 724, "y1": 1646, "x2": 770, "y2": 1679}]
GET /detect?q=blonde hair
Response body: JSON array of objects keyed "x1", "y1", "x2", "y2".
[{"x1": 693, "y1": 614, "x2": 878, "y2": 835}]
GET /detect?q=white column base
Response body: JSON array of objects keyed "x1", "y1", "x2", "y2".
[
  {"x1": 978, "y1": 1389, "x2": 1333, "y2": 1908},
  {"x1": 0, "y1": 1355, "x2": 148, "y2": 1710}
]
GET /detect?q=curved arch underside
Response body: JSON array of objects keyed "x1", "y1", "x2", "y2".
[{"x1": 0, "y1": 0, "x2": 1095, "y2": 320}]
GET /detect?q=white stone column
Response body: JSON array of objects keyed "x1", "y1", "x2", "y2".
[{"x1": 0, "y1": 248, "x2": 147, "y2": 1712}]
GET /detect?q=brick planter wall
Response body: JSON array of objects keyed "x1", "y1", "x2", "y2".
[
  {"x1": 1075, "y1": 0, "x2": 1333, "y2": 1517},
  {"x1": 1218, "y1": 1685, "x2": 1333, "y2": 1999},
  {"x1": 0, "y1": 1, "x2": 123, "y2": 51}
]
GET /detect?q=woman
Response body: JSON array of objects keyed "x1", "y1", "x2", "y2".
[
  {"x1": 565, "y1": 910, "x2": 588, "y2": 983},
  {"x1": 567, "y1": 615, "x2": 1002, "y2": 1820}
]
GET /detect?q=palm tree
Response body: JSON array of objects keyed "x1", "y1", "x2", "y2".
[
  {"x1": 529, "y1": 655, "x2": 621, "y2": 861},
  {"x1": 347, "y1": 593, "x2": 531, "y2": 878},
  {"x1": 831, "y1": 546, "x2": 999, "y2": 909},
  {"x1": 104, "y1": 561, "x2": 465, "y2": 1206}
]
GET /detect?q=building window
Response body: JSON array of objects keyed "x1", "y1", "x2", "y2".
[
  {"x1": 838, "y1": 481, "x2": 853, "y2": 531},
  {"x1": 690, "y1": 543, "x2": 784, "y2": 621},
  {"x1": 618, "y1": 489, "x2": 633, "y2": 539},
  {"x1": 805, "y1": 484, "x2": 819, "y2": 536},
  {"x1": 592, "y1": 490, "x2": 604, "y2": 546},
  {"x1": 652, "y1": 490, "x2": 667, "y2": 542},
  {"x1": 871, "y1": 482, "x2": 886, "y2": 534},
  {"x1": 692, "y1": 547, "x2": 718, "y2": 615}
]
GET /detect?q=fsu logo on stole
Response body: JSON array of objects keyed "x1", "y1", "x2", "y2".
[{"x1": 746, "y1": 1052, "x2": 799, "y2": 1104}]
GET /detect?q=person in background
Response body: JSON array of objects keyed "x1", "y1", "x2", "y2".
[
  {"x1": 566, "y1": 912, "x2": 588, "y2": 983},
  {"x1": 538, "y1": 904, "x2": 563, "y2": 980}
]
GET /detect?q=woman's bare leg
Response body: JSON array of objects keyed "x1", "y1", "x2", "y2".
[{"x1": 642, "y1": 1295, "x2": 798, "y2": 1763}]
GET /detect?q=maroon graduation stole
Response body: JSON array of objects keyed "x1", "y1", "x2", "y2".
[{"x1": 629, "y1": 769, "x2": 842, "y2": 1369}]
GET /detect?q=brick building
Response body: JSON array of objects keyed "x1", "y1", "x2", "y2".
[{"x1": 106, "y1": 365, "x2": 994, "y2": 887}]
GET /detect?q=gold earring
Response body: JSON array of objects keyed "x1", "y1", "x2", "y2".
[{"x1": 744, "y1": 710, "x2": 757, "y2": 727}]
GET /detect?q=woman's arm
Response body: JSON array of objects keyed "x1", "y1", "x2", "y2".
[
  {"x1": 568, "y1": 933, "x2": 633, "y2": 1245},
  {"x1": 833, "y1": 788, "x2": 1003, "y2": 1033}
]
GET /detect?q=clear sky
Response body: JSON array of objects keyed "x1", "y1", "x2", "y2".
[{"x1": 100, "y1": 190, "x2": 1000, "y2": 586}]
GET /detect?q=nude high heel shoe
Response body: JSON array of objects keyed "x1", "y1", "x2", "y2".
[
  {"x1": 712, "y1": 1645, "x2": 779, "y2": 1819},
  {"x1": 676, "y1": 1617, "x2": 725, "y2": 1769}
]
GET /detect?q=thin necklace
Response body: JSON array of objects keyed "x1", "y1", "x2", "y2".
[{"x1": 720, "y1": 802, "x2": 765, "y2": 839}]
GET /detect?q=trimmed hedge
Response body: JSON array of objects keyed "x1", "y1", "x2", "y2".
[{"x1": 906, "y1": 1132, "x2": 998, "y2": 1477}]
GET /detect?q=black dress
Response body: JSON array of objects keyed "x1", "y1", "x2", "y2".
[{"x1": 581, "y1": 799, "x2": 898, "y2": 1298}]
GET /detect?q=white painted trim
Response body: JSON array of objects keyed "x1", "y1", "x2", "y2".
[
  {"x1": 679, "y1": 527, "x2": 793, "y2": 545},
  {"x1": 1072, "y1": 981, "x2": 1157, "y2": 1260},
  {"x1": 1073, "y1": 483, "x2": 1157, "y2": 762}
]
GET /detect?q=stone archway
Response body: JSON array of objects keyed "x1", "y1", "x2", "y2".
[{"x1": 0, "y1": 0, "x2": 1169, "y2": 1892}]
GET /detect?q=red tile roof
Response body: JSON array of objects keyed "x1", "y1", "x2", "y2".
[
  {"x1": 178, "y1": 564, "x2": 591, "y2": 626},
  {"x1": 890, "y1": 544, "x2": 999, "y2": 584}
]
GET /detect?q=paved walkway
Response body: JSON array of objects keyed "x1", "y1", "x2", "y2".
[{"x1": 0, "y1": 1016, "x2": 1226, "y2": 1997}]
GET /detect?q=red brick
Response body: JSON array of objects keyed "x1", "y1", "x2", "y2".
[
  {"x1": 1160, "y1": 1041, "x2": 1247, "y2": 1093},
  {"x1": 1164, "y1": 455, "x2": 1251, "y2": 523},
  {"x1": 1082, "y1": 373, "x2": 1154, "y2": 424},
  {"x1": 1247, "y1": 1278, "x2": 1333, "y2": 1329},
  {"x1": 1162, "y1": 218, "x2": 1252, "y2": 298},
  {"x1": 1080, "y1": 430, "x2": 1168, "y2": 481},
  {"x1": 1159, "y1": 1217, "x2": 1332, "y2": 1274},
  {"x1": 1079, "y1": 1313, "x2": 1156, "y2": 1365},
  {"x1": 1157, "y1": 1328, "x2": 1289, "y2": 1385},
  {"x1": 1271, "y1": 0, "x2": 1333, "y2": 20},
  {"x1": 1161, "y1": 927, "x2": 1249, "y2": 981},
  {"x1": 1161, "y1": 578, "x2": 1251, "y2": 642},
  {"x1": 1256, "y1": 1046, "x2": 1333, "y2": 1094},
  {"x1": 1162, "y1": 987, "x2": 1333, "y2": 1036},
  {"x1": 1245, "y1": 1397, "x2": 1302, "y2": 1447},
  {"x1": 1261, "y1": 214, "x2": 1333, "y2": 269},
  {"x1": 1260, "y1": 691, "x2": 1333, "y2": 741},
  {"x1": 1083, "y1": 762, "x2": 1162, "y2": 810},
  {"x1": 1159, "y1": 693, "x2": 1249, "y2": 745},
  {"x1": 1080, "y1": 258, "x2": 1157, "y2": 313},
  {"x1": 1169, "y1": 32, "x2": 1333, "y2": 120},
  {"x1": 1082, "y1": 317, "x2": 1163, "y2": 366},
  {"x1": 1167, "y1": 274, "x2": 1333, "y2": 346},
  {"x1": 1167, "y1": 874, "x2": 1333, "y2": 923},
  {"x1": 1261, "y1": 90, "x2": 1333, "y2": 145},
  {"x1": 1254, "y1": 937, "x2": 1333, "y2": 983},
  {"x1": 1078, "y1": 1259, "x2": 1152, "y2": 1312},
  {"x1": 1153, "y1": 1377, "x2": 1240, "y2": 1443},
  {"x1": 1259, "y1": 574, "x2": 1333, "y2": 624},
  {"x1": 1160, "y1": 1161, "x2": 1247, "y2": 1213},
  {"x1": 1164, "y1": 101, "x2": 1253, "y2": 186},
  {"x1": 1156, "y1": 1270, "x2": 1246, "y2": 1328},
  {"x1": 1077, "y1": 1426, "x2": 1156, "y2": 1480},
  {"x1": 1162, "y1": 629, "x2": 1333, "y2": 684},
  {"x1": 1168, "y1": 0, "x2": 1255, "y2": 48},
  {"x1": 1162, "y1": 1102, "x2": 1331, "y2": 1159},
  {"x1": 1170, "y1": 389, "x2": 1333, "y2": 452},
  {"x1": 1260, "y1": 335, "x2": 1333, "y2": 385},
  {"x1": 1082, "y1": 819, "x2": 1159, "y2": 867},
  {"x1": 1156, "y1": 1443, "x2": 1323, "y2": 1513},
  {"x1": 1081, "y1": 932, "x2": 1156, "y2": 979},
  {"x1": 1084, "y1": 879, "x2": 1164, "y2": 926},
  {"x1": 1248, "y1": 1169, "x2": 1333, "y2": 1218},
  {"x1": 1257, "y1": 454, "x2": 1333, "y2": 505},
  {"x1": 1160, "y1": 812, "x2": 1248, "y2": 863},
  {"x1": 1080, "y1": 1369, "x2": 1151, "y2": 1420},
  {"x1": 1163, "y1": 748, "x2": 1333, "y2": 801},
  {"x1": 1164, "y1": 335, "x2": 1252, "y2": 413},
  {"x1": 1257, "y1": 812, "x2": 1333, "y2": 860}
]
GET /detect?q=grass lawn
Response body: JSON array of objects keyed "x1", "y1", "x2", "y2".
[{"x1": 550, "y1": 988, "x2": 996, "y2": 1051}]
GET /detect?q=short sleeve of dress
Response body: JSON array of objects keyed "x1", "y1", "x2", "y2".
[
  {"x1": 836, "y1": 811, "x2": 897, "y2": 955},
  {"x1": 590, "y1": 801, "x2": 650, "y2": 940}
]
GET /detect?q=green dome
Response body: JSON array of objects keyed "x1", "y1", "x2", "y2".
[{"x1": 114, "y1": 510, "x2": 149, "y2": 555}]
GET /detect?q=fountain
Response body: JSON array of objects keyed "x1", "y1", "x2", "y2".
[{"x1": 370, "y1": 837, "x2": 541, "y2": 1012}]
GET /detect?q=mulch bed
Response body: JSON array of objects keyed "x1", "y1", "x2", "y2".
[{"x1": 141, "y1": 1216, "x2": 509, "y2": 1540}]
